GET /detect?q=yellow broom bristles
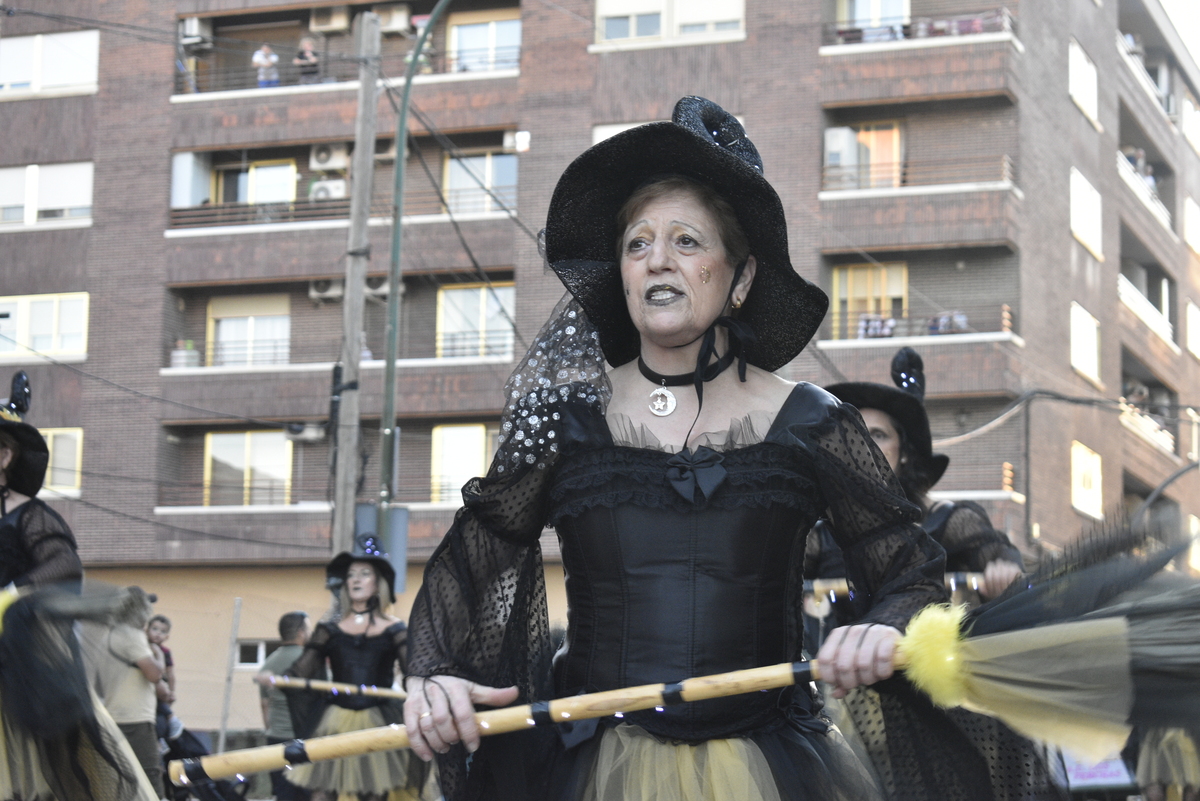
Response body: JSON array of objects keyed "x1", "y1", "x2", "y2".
[{"x1": 898, "y1": 604, "x2": 969, "y2": 708}]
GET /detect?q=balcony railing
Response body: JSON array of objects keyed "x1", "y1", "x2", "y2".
[
  {"x1": 436, "y1": 329, "x2": 514, "y2": 359},
  {"x1": 1118, "y1": 272, "x2": 1175, "y2": 345},
  {"x1": 160, "y1": 479, "x2": 291, "y2": 507},
  {"x1": 168, "y1": 185, "x2": 516, "y2": 228},
  {"x1": 1115, "y1": 151, "x2": 1172, "y2": 231},
  {"x1": 212, "y1": 338, "x2": 290, "y2": 367},
  {"x1": 822, "y1": 7, "x2": 1014, "y2": 47},
  {"x1": 822, "y1": 155, "x2": 1014, "y2": 192},
  {"x1": 826, "y1": 303, "x2": 1014, "y2": 341},
  {"x1": 1115, "y1": 32, "x2": 1172, "y2": 118},
  {"x1": 174, "y1": 46, "x2": 520, "y2": 94},
  {"x1": 1119, "y1": 400, "x2": 1176, "y2": 454}
]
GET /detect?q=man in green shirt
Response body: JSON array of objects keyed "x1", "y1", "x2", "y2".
[{"x1": 256, "y1": 611, "x2": 312, "y2": 801}]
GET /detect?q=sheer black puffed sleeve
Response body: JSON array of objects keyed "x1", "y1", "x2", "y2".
[
  {"x1": 774, "y1": 385, "x2": 947, "y2": 631},
  {"x1": 2, "y1": 500, "x2": 82, "y2": 589}
]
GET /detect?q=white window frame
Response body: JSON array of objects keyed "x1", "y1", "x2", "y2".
[
  {"x1": 590, "y1": 0, "x2": 745, "y2": 51},
  {"x1": 0, "y1": 163, "x2": 94, "y2": 230},
  {"x1": 0, "y1": 292, "x2": 89, "y2": 363},
  {"x1": 430, "y1": 424, "x2": 488, "y2": 503},
  {"x1": 0, "y1": 30, "x2": 100, "y2": 100},
  {"x1": 1070, "y1": 301, "x2": 1101, "y2": 385},
  {"x1": 447, "y1": 9, "x2": 521, "y2": 73},
  {"x1": 435, "y1": 282, "x2": 515, "y2": 359},
  {"x1": 1070, "y1": 440, "x2": 1103, "y2": 520},
  {"x1": 205, "y1": 294, "x2": 291, "y2": 367},
  {"x1": 1068, "y1": 39, "x2": 1100, "y2": 128},
  {"x1": 442, "y1": 151, "x2": 517, "y2": 215},
  {"x1": 1185, "y1": 197, "x2": 1200, "y2": 255},
  {"x1": 1188, "y1": 301, "x2": 1200, "y2": 361},
  {"x1": 41, "y1": 427, "x2": 83, "y2": 495},
  {"x1": 203, "y1": 431, "x2": 293, "y2": 507},
  {"x1": 1070, "y1": 167, "x2": 1104, "y2": 260}
]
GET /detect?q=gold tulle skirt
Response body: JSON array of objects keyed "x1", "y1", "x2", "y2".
[
  {"x1": 0, "y1": 686, "x2": 157, "y2": 801},
  {"x1": 1139, "y1": 729, "x2": 1200, "y2": 788},
  {"x1": 286, "y1": 706, "x2": 436, "y2": 798}
]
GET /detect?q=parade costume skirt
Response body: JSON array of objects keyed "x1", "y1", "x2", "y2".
[
  {"x1": 514, "y1": 716, "x2": 884, "y2": 801},
  {"x1": 0, "y1": 687, "x2": 157, "y2": 801},
  {"x1": 1138, "y1": 729, "x2": 1200, "y2": 788},
  {"x1": 286, "y1": 705, "x2": 434, "y2": 798}
]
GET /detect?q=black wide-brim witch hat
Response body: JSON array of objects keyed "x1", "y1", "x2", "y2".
[
  {"x1": 0, "y1": 372, "x2": 48, "y2": 498},
  {"x1": 825, "y1": 347, "x2": 949, "y2": 484},
  {"x1": 544, "y1": 96, "x2": 828, "y2": 372},
  {"x1": 326, "y1": 533, "x2": 396, "y2": 604}
]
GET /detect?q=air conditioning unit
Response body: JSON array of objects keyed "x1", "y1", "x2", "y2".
[
  {"x1": 374, "y1": 139, "x2": 398, "y2": 162},
  {"x1": 180, "y1": 17, "x2": 213, "y2": 49},
  {"x1": 503, "y1": 130, "x2": 531, "y2": 153},
  {"x1": 309, "y1": 278, "x2": 345, "y2": 301},
  {"x1": 373, "y1": 4, "x2": 411, "y2": 34},
  {"x1": 365, "y1": 276, "x2": 390, "y2": 299},
  {"x1": 310, "y1": 143, "x2": 349, "y2": 171},
  {"x1": 310, "y1": 6, "x2": 350, "y2": 33},
  {"x1": 285, "y1": 423, "x2": 327, "y2": 442},
  {"x1": 309, "y1": 179, "x2": 347, "y2": 200}
]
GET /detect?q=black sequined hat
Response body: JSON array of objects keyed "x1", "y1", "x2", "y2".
[
  {"x1": 544, "y1": 96, "x2": 828, "y2": 372},
  {"x1": 825, "y1": 348, "x2": 949, "y2": 484},
  {"x1": 0, "y1": 371, "x2": 49, "y2": 498},
  {"x1": 326, "y1": 533, "x2": 396, "y2": 604}
]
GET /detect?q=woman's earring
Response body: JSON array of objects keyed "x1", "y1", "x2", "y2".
[
  {"x1": 699, "y1": 265, "x2": 711, "y2": 284},
  {"x1": 732, "y1": 297, "x2": 743, "y2": 309}
]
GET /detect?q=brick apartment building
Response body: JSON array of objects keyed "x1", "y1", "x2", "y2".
[{"x1": 3, "y1": 0, "x2": 1200, "y2": 730}]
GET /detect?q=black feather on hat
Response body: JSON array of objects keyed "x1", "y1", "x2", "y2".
[
  {"x1": 326, "y1": 533, "x2": 396, "y2": 604},
  {"x1": 544, "y1": 96, "x2": 828, "y2": 372},
  {"x1": 825, "y1": 348, "x2": 949, "y2": 485},
  {"x1": 0, "y1": 371, "x2": 49, "y2": 498}
]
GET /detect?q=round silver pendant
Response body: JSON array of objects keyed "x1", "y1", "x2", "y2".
[{"x1": 649, "y1": 387, "x2": 677, "y2": 417}]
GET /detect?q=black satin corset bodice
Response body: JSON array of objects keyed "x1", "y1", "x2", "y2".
[
  {"x1": 320, "y1": 621, "x2": 407, "y2": 710},
  {"x1": 547, "y1": 415, "x2": 826, "y2": 739},
  {"x1": 0, "y1": 506, "x2": 31, "y2": 587}
]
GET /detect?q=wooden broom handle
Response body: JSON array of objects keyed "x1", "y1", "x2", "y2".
[
  {"x1": 171, "y1": 661, "x2": 818, "y2": 786},
  {"x1": 807, "y1": 572, "x2": 985, "y2": 598},
  {"x1": 264, "y1": 675, "x2": 408, "y2": 700}
]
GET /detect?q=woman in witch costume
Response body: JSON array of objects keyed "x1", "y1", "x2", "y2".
[
  {"x1": 0, "y1": 371, "x2": 157, "y2": 801},
  {"x1": 282, "y1": 536, "x2": 435, "y2": 800},
  {"x1": 805, "y1": 349, "x2": 1067, "y2": 801},
  {"x1": 400, "y1": 96, "x2": 948, "y2": 801}
]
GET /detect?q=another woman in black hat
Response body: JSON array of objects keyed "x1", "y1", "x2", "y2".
[
  {"x1": 806, "y1": 349, "x2": 1066, "y2": 801},
  {"x1": 283, "y1": 536, "x2": 434, "y2": 801},
  {"x1": 402, "y1": 97, "x2": 947, "y2": 801},
  {"x1": 0, "y1": 374, "x2": 158, "y2": 801}
]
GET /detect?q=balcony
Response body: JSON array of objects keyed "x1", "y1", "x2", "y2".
[
  {"x1": 1118, "y1": 272, "x2": 1176, "y2": 351},
  {"x1": 174, "y1": 46, "x2": 520, "y2": 95},
  {"x1": 821, "y1": 156, "x2": 1014, "y2": 194},
  {"x1": 824, "y1": 302, "x2": 1015, "y2": 343},
  {"x1": 167, "y1": 185, "x2": 515, "y2": 229},
  {"x1": 1115, "y1": 32, "x2": 1173, "y2": 121},
  {"x1": 821, "y1": 8, "x2": 1014, "y2": 48},
  {"x1": 1116, "y1": 151, "x2": 1172, "y2": 232},
  {"x1": 1120, "y1": 400, "x2": 1176, "y2": 455}
]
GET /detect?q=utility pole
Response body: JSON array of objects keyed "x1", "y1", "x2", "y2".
[{"x1": 332, "y1": 11, "x2": 381, "y2": 554}]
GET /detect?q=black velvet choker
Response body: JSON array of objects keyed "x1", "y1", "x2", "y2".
[{"x1": 637, "y1": 349, "x2": 736, "y2": 388}]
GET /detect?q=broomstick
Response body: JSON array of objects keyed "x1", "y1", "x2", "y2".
[
  {"x1": 264, "y1": 675, "x2": 408, "y2": 700},
  {"x1": 172, "y1": 527, "x2": 1195, "y2": 786},
  {"x1": 806, "y1": 571, "x2": 986, "y2": 599}
]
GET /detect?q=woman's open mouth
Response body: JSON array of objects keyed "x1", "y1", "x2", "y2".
[{"x1": 646, "y1": 285, "x2": 683, "y2": 306}]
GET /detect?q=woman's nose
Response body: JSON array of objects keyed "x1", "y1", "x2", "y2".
[{"x1": 646, "y1": 239, "x2": 674, "y2": 273}]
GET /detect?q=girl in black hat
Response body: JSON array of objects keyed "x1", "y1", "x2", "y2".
[
  {"x1": 402, "y1": 97, "x2": 948, "y2": 801},
  {"x1": 282, "y1": 536, "x2": 435, "y2": 801},
  {"x1": 0, "y1": 374, "x2": 159, "y2": 801},
  {"x1": 807, "y1": 349, "x2": 1066, "y2": 801}
]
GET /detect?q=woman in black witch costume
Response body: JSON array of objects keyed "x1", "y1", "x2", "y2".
[
  {"x1": 401, "y1": 97, "x2": 947, "y2": 801},
  {"x1": 0, "y1": 371, "x2": 157, "y2": 801},
  {"x1": 805, "y1": 349, "x2": 1068, "y2": 801},
  {"x1": 282, "y1": 536, "x2": 435, "y2": 801}
]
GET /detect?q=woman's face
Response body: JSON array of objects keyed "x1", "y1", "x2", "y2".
[
  {"x1": 858, "y1": 408, "x2": 902, "y2": 473},
  {"x1": 619, "y1": 190, "x2": 750, "y2": 350},
  {"x1": 346, "y1": 561, "x2": 378, "y2": 604}
]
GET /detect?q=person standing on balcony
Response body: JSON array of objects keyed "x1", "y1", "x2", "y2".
[
  {"x1": 804, "y1": 347, "x2": 1067, "y2": 801},
  {"x1": 253, "y1": 43, "x2": 280, "y2": 88},
  {"x1": 293, "y1": 38, "x2": 320, "y2": 85}
]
